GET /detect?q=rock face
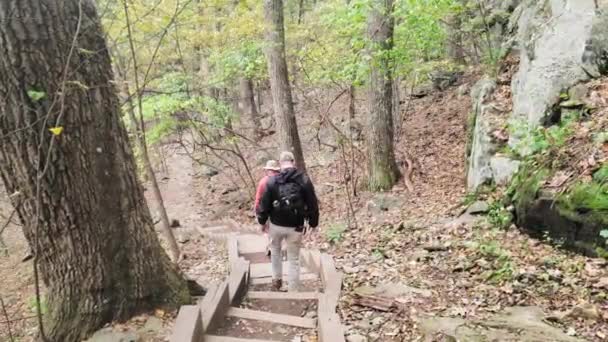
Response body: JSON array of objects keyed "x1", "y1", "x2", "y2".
[
  {"x1": 467, "y1": 0, "x2": 608, "y2": 190},
  {"x1": 516, "y1": 193, "x2": 605, "y2": 256},
  {"x1": 510, "y1": 0, "x2": 603, "y2": 125},
  {"x1": 467, "y1": 78, "x2": 496, "y2": 191}
]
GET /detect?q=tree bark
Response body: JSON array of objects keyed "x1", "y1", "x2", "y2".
[
  {"x1": 0, "y1": 1, "x2": 190, "y2": 341},
  {"x1": 348, "y1": 85, "x2": 356, "y2": 119},
  {"x1": 239, "y1": 78, "x2": 262, "y2": 140},
  {"x1": 264, "y1": 0, "x2": 307, "y2": 171},
  {"x1": 366, "y1": 0, "x2": 401, "y2": 191}
]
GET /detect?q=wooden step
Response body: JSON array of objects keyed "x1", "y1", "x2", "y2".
[
  {"x1": 236, "y1": 234, "x2": 269, "y2": 254},
  {"x1": 203, "y1": 336, "x2": 281, "y2": 342},
  {"x1": 250, "y1": 273, "x2": 318, "y2": 285},
  {"x1": 247, "y1": 291, "x2": 319, "y2": 300},
  {"x1": 226, "y1": 307, "x2": 316, "y2": 329},
  {"x1": 250, "y1": 262, "x2": 311, "y2": 278}
]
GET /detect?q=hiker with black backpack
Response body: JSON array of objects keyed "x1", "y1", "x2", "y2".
[{"x1": 256, "y1": 151, "x2": 319, "y2": 291}]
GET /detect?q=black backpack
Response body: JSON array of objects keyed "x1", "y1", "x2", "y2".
[{"x1": 275, "y1": 177, "x2": 306, "y2": 216}]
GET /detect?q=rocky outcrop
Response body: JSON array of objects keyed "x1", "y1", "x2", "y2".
[
  {"x1": 466, "y1": 78, "x2": 520, "y2": 190},
  {"x1": 509, "y1": 0, "x2": 608, "y2": 126},
  {"x1": 467, "y1": 0, "x2": 608, "y2": 190},
  {"x1": 516, "y1": 191, "x2": 605, "y2": 256},
  {"x1": 467, "y1": 78, "x2": 497, "y2": 189}
]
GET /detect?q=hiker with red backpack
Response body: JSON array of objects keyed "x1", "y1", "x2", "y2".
[
  {"x1": 256, "y1": 151, "x2": 319, "y2": 291},
  {"x1": 254, "y1": 160, "x2": 281, "y2": 256}
]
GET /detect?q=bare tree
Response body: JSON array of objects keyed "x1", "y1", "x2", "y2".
[
  {"x1": 366, "y1": 0, "x2": 401, "y2": 191},
  {"x1": 0, "y1": 1, "x2": 189, "y2": 340},
  {"x1": 264, "y1": 0, "x2": 307, "y2": 171}
]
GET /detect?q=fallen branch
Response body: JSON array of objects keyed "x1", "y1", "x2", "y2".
[
  {"x1": 353, "y1": 293, "x2": 406, "y2": 312},
  {"x1": 0, "y1": 296, "x2": 14, "y2": 341}
]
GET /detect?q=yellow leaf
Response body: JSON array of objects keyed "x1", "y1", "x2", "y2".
[{"x1": 49, "y1": 127, "x2": 64, "y2": 136}]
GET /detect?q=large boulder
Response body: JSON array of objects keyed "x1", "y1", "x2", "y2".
[
  {"x1": 467, "y1": 0, "x2": 608, "y2": 190},
  {"x1": 509, "y1": 0, "x2": 608, "y2": 126}
]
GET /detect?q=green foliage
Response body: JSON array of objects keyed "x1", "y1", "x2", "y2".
[
  {"x1": 594, "y1": 131, "x2": 608, "y2": 145},
  {"x1": 293, "y1": 0, "x2": 458, "y2": 88},
  {"x1": 27, "y1": 90, "x2": 46, "y2": 102},
  {"x1": 507, "y1": 112, "x2": 579, "y2": 158},
  {"x1": 559, "y1": 181, "x2": 608, "y2": 213},
  {"x1": 487, "y1": 201, "x2": 513, "y2": 229},
  {"x1": 324, "y1": 223, "x2": 346, "y2": 244},
  {"x1": 593, "y1": 164, "x2": 608, "y2": 184},
  {"x1": 476, "y1": 240, "x2": 514, "y2": 283},
  {"x1": 372, "y1": 247, "x2": 387, "y2": 259},
  {"x1": 507, "y1": 162, "x2": 549, "y2": 210}
]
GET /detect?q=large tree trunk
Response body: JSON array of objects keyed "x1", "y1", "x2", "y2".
[
  {"x1": 239, "y1": 78, "x2": 263, "y2": 140},
  {"x1": 0, "y1": 1, "x2": 190, "y2": 341},
  {"x1": 264, "y1": 0, "x2": 307, "y2": 171},
  {"x1": 366, "y1": 0, "x2": 401, "y2": 191}
]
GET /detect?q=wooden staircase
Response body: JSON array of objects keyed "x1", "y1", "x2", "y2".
[{"x1": 170, "y1": 219, "x2": 345, "y2": 342}]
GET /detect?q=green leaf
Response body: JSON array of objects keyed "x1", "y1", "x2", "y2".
[{"x1": 27, "y1": 90, "x2": 46, "y2": 102}]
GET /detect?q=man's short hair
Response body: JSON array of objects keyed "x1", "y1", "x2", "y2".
[{"x1": 279, "y1": 151, "x2": 295, "y2": 162}]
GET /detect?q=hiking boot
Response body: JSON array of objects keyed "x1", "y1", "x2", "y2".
[{"x1": 271, "y1": 279, "x2": 282, "y2": 291}]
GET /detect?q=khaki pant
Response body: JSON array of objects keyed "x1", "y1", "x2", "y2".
[{"x1": 269, "y1": 222, "x2": 303, "y2": 291}]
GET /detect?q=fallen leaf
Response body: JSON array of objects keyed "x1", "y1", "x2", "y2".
[
  {"x1": 593, "y1": 277, "x2": 608, "y2": 289},
  {"x1": 49, "y1": 126, "x2": 64, "y2": 136}
]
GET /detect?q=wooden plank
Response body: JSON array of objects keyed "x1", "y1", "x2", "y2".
[
  {"x1": 170, "y1": 305, "x2": 203, "y2": 342},
  {"x1": 201, "y1": 280, "x2": 230, "y2": 332},
  {"x1": 308, "y1": 249, "x2": 322, "y2": 274},
  {"x1": 236, "y1": 234, "x2": 269, "y2": 254},
  {"x1": 250, "y1": 272, "x2": 317, "y2": 285},
  {"x1": 250, "y1": 262, "x2": 311, "y2": 278},
  {"x1": 317, "y1": 296, "x2": 346, "y2": 342},
  {"x1": 247, "y1": 291, "x2": 319, "y2": 300},
  {"x1": 299, "y1": 249, "x2": 312, "y2": 271},
  {"x1": 226, "y1": 307, "x2": 316, "y2": 329},
  {"x1": 228, "y1": 259, "x2": 250, "y2": 305},
  {"x1": 319, "y1": 253, "x2": 336, "y2": 285},
  {"x1": 320, "y1": 253, "x2": 342, "y2": 312},
  {"x1": 203, "y1": 335, "x2": 281, "y2": 342},
  {"x1": 227, "y1": 236, "x2": 239, "y2": 269}
]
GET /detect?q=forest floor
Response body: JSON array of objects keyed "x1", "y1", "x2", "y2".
[{"x1": 1, "y1": 69, "x2": 607, "y2": 341}]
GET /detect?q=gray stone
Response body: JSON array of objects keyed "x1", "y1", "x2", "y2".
[
  {"x1": 343, "y1": 265, "x2": 359, "y2": 274},
  {"x1": 371, "y1": 316, "x2": 384, "y2": 326},
  {"x1": 141, "y1": 317, "x2": 163, "y2": 333},
  {"x1": 466, "y1": 78, "x2": 498, "y2": 190},
  {"x1": 366, "y1": 194, "x2": 404, "y2": 214},
  {"x1": 355, "y1": 319, "x2": 372, "y2": 330},
  {"x1": 346, "y1": 334, "x2": 368, "y2": 342},
  {"x1": 510, "y1": 0, "x2": 607, "y2": 126},
  {"x1": 490, "y1": 156, "x2": 520, "y2": 185},
  {"x1": 419, "y1": 306, "x2": 583, "y2": 342},
  {"x1": 466, "y1": 201, "x2": 490, "y2": 215},
  {"x1": 87, "y1": 328, "x2": 140, "y2": 342},
  {"x1": 568, "y1": 83, "x2": 589, "y2": 103}
]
